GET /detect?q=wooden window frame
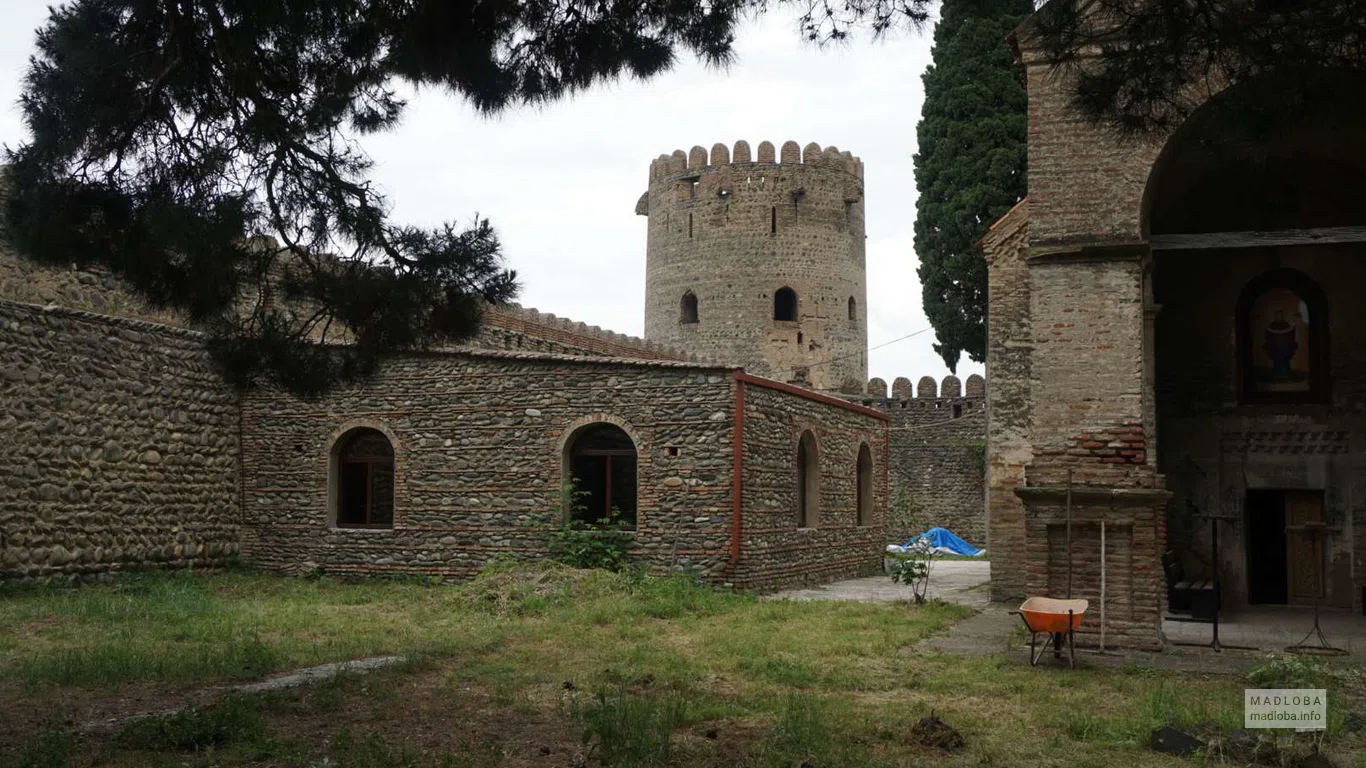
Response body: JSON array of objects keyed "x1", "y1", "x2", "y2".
[
  {"x1": 565, "y1": 423, "x2": 639, "y2": 528},
  {"x1": 332, "y1": 428, "x2": 395, "y2": 530}
]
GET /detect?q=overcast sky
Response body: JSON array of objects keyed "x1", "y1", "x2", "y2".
[{"x1": 0, "y1": 2, "x2": 984, "y2": 385}]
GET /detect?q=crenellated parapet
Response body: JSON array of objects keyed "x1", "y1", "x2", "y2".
[
  {"x1": 856, "y1": 373, "x2": 987, "y2": 406},
  {"x1": 640, "y1": 139, "x2": 868, "y2": 392},
  {"x1": 647, "y1": 139, "x2": 865, "y2": 183},
  {"x1": 481, "y1": 303, "x2": 709, "y2": 364}
]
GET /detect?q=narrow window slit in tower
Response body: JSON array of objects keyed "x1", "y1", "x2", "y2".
[
  {"x1": 797, "y1": 331, "x2": 803, "y2": 344},
  {"x1": 689, "y1": 213, "x2": 693, "y2": 238},
  {"x1": 770, "y1": 206, "x2": 776, "y2": 234}
]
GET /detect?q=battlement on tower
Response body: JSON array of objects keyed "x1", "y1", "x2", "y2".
[{"x1": 648, "y1": 140, "x2": 864, "y2": 183}]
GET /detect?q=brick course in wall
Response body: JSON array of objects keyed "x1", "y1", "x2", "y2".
[{"x1": 0, "y1": 300, "x2": 240, "y2": 582}]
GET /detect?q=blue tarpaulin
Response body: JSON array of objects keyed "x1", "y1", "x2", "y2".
[{"x1": 898, "y1": 527, "x2": 983, "y2": 556}]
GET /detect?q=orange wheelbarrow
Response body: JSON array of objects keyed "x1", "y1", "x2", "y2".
[{"x1": 1016, "y1": 597, "x2": 1088, "y2": 668}]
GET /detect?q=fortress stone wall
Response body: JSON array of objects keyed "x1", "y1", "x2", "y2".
[
  {"x1": 0, "y1": 300, "x2": 240, "y2": 582},
  {"x1": 854, "y1": 374, "x2": 987, "y2": 546},
  {"x1": 639, "y1": 140, "x2": 867, "y2": 391}
]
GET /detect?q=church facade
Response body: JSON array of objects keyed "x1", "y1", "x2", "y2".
[{"x1": 985, "y1": 16, "x2": 1366, "y2": 648}]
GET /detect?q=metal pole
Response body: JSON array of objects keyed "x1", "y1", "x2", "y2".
[
  {"x1": 1210, "y1": 516, "x2": 1220, "y2": 651},
  {"x1": 1100, "y1": 520, "x2": 1107, "y2": 653},
  {"x1": 1066, "y1": 468, "x2": 1073, "y2": 599}
]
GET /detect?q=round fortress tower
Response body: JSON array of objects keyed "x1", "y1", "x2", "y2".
[{"x1": 637, "y1": 140, "x2": 868, "y2": 391}]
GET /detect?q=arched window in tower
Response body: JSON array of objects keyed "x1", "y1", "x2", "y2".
[
  {"x1": 774, "y1": 287, "x2": 798, "y2": 322},
  {"x1": 1237, "y1": 269, "x2": 1328, "y2": 404},
  {"x1": 856, "y1": 443, "x2": 873, "y2": 526},
  {"x1": 796, "y1": 430, "x2": 820, "y2": 528},
  {"x1": 332, "y1": 428, "x2": 395, "y2": 528},
  {"x1": 848, "y1": 296, "x2": 857, "y2": 322},
  {"x1": 564, "y1": 423, "x2": 638, "y2": 527},
  {"x1": 680, "y1": 292, "x2": 699, "y2": 324}
]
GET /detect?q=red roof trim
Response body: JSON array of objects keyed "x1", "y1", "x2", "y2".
[{"x1": 732, "y1": 372, "x2": 890, "y2": 421}]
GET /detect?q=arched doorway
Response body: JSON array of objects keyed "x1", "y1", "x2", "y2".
[{"x1": 1147, "y1": 70, "x2": 1366, "y2": 609}]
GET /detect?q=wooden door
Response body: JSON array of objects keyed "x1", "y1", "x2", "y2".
[{"x1": 1284, "y1": 491, "x2": 1325, "y2": 604}]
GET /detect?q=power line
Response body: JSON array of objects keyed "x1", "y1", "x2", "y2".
[{"x1": 803, "y1": 326, "x2": 933, "y2": 370}]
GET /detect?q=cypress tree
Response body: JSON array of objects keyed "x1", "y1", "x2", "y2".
[{"x1": 913, "y1": 0, "x2": 1030, "y2": 372}]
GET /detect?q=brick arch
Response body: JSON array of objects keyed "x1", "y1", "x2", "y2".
[
  {"x1": 557, "y1": 414, "x2": 645, "y2": 526},
  {"x1": 326, "y1": 419, "x2": 401, "y2": 529},
  {"x1": 794, "y1": 427, "x2": 821, "y2": 529},
  {"x1": 1141, "y1": 69, "x2": 1366, "y2": 237}
]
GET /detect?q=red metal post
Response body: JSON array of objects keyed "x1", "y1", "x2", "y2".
[{"x1": 730, "y1": 374, "x2": 746, "y2": 566}]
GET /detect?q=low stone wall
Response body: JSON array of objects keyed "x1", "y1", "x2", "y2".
[
  {"x1": 0, "y1": 300, "x2": 241, "y2": 582},
  {"x1": 731, "y1": 378, "x2": 888, "y2": 590},
  {"x1": 241, "y1": 351, "x2": 739, "y2": 581}
]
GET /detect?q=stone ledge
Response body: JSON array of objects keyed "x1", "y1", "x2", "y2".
[{"x1": 1015, "y1": 486, "x2": 1172, "y2": 506}]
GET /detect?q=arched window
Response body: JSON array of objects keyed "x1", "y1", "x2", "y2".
[
  {"x1": 332, "y1": 428, "x2": 394, "y2": 528},
  {"x1": 856, "y1": 443, "x2": 873, "y2": 526},
  {"x1": 848, "y1": 296, "x2": 857, "y2": 322},
  {"x1": 774, "y1": 287, "x2": 798, "y2": 322},
  {"x1": 565, "y1": 423, "x2": 638, "y2": 527},
  {"x1": 1236, "y1": 269, "x2": 1329, "y2": 404},
  {"x1": 796, "y1": 430, "x2": 820, "y2": 528},
  {"x1": 680, "y1": 291, "x2": 699, "y2": 324}
]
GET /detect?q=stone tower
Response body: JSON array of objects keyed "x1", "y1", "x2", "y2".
[{"x1": 637, "y1": 140, "x2": 868, "y2": 391}]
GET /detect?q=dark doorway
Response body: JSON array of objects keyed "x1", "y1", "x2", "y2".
[{"x1": 1245, "y1": 489, "x2": 1288, "y2": 604}]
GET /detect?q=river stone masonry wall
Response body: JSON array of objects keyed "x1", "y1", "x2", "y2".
[
  {"x1": 730, "y1": 379, "x2": 888, "y2": 590},
  {"x1": 639, "y1": 140, "x2": 868, "y2": 391},
  {"x1": 241, "y1": 352, "x2": 739, "y2": 581},
  {"x1": 0, "y1": 300, "x2": 241, "y2": 582},
  {"x1": 242, "y1": 353, "x2": 889, "y2": 590}
]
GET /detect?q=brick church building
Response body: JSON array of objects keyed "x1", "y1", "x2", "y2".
[{"x1": 985, "y1": 10, "x2": 1366, "y2": 648}]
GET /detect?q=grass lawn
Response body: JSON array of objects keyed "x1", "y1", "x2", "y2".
[{"x1": 2, "y1": 564, "x2": 1362, "y2": 767}]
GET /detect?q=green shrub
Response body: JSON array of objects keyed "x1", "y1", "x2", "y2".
[
  {"x1": 569, "y1": 686, "x2": 690, "y2": 767},
  {"x1": 547, "y1": 512, "x2": 635, "y2": 572},
  {"x1": 533, "y1": 479, "x2": 635, "y2": 572}
]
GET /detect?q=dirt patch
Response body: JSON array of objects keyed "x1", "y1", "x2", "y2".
[{"x1": 909, "y1": 713, "x2": 965, "y2": 751}]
